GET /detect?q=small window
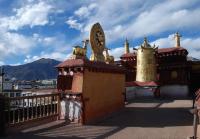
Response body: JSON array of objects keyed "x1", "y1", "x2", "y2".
[{"x1": 16, "y1": 93, "x2": 20, "y2": 97}]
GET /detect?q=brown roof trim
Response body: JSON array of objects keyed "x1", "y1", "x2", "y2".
[
  {"x1": 56, "y1": 58, "x2": 85, "y2": 68},
  {"x1": 120, "y1": 47, "x2": 188, "y2": 59},
  {"x1": 157, "y1": 47, "x2": 187, "y2": 53},
  {"x1": 56, "y1": 59, "x2": 125, "y2": 74},
  {"x1": 120, "y1": 53, "x2": 136, "y2": 58}
]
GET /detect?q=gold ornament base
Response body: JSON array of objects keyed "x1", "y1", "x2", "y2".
[{"x1": 90, "y1": 53, "x2": 105, "y2": 62}]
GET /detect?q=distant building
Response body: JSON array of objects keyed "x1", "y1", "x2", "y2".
[
  {"x1": 0, "y1": 67, "x2": 57, "y2": 101},
  {"x1": 120, "y1": 33, "x2": 200, "y2": 98},
  {"x1": 36, "y1": 79, "x2": 57, "y2": 89},
  {"x1": 14, "y1": 81, "x2": 32, "y2": 90}
]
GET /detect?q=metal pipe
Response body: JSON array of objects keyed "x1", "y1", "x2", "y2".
[{"x1": 193, "y1": 108, "x2": 198, "y2": 139}]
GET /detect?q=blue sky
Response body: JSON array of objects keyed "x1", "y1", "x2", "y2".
[{"x1": 0, "y1": 0, "x2": 200, "y2": 65}]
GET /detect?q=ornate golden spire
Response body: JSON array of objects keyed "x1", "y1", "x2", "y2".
[
  {"x1": 124, "y1": 38, "x2": 130, "y2": 54},
  {"x1": 142, "y1": 37, "x2": 151, "y2": 48},
  {"x1": 174, "y1": 32, "x2": 182, "y2": 47}
]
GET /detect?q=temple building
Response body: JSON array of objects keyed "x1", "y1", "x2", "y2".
[
  {"x1": 56, "y1": 23, "x2": 125, "y2": 124},
  {"x1": 56, "y1": 23, "x2": 200, "y2": 123},
  {"x1": 120, "y1": 32, "x2": 200, "y2": 98}
]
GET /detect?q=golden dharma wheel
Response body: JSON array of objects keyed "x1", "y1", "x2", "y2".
[{"x1": 89, "y1": 23, "x2": 105, "y2": 62}]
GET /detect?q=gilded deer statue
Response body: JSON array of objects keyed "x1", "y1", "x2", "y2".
[
  {"x1": 72, "y1": 39, "x2": 89, "y2": 57},
  {"x1": 104, "y1": 47, "x2": 114, "y2": 64}
]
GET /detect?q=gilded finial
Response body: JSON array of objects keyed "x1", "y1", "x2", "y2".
[
  {"x1": 174, "y1": 32, "x2": 182, "y2": 48},
  {"x1": 142, "y1": 37, "x2": 151, "y2": 48},
  {"x1": 104, "y1": 47, "x2": 114, "y2": 64},
  {"x1": 125, "y1": 38, "x2": 128, "y2": 43},
  {"x1": 124, "y1": 38, "x2": 130, "y2": 54}
]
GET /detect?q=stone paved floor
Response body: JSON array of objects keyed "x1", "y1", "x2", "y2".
[{"x1": 3, "y1": 99, "x2": 194, "y2": 139}]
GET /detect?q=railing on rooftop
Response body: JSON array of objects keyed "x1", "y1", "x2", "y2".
[{"x1": 4, "y1": 93, "x2": 60, "y2": 126}]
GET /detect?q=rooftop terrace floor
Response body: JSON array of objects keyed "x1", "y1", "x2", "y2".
[{"x1": 2, "y1": 99, "x2": 194, "y2": 139}]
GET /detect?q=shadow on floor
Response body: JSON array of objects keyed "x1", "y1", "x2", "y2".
[
  {"x1": 94, "y1": 107, "x2": 193, "y2": 127},
  {"x1": 2, "y1": 99, "x2": 194, "y2": 139}
]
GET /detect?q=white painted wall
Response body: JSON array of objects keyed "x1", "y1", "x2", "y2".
[
  {"x1": 160, "y1": 85, "x2": 189, "y2": 98},
  {"x1": 126, "y1": 87, "x2": 154, "y2": 100},
  {"x1": 126, "y1": 85, "x2": 189, "y2": 99},
  {"x1": 60, "y1": 99, "x2": 82, "y2": 123}
]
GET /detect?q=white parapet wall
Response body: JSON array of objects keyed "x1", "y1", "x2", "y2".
[
  {"x1": 160, "y1": 85, "x2": 189, "y2": 98},
  {"x1": 126, "y1": 87, "x2": 154, "y2": 100}
]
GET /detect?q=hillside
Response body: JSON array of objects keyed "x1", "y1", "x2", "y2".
[{"x1": 1, "y1": 58, "x2": 61, "y2": 80}]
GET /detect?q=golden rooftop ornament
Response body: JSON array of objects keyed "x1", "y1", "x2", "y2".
[
  {"x1": 174, "y1": 32, "x2": 182, "y2": 48},
  {"x1": 89, "y1": 23, "x2": 105, "y2": 62},
  {"x1": 71, "y1": 39, "x2": 89, "y2": 59},
  {"x1": 136, "y1": 37, "x2": 157, "y2": 82},
  {"x1": 104, "y1": 47, "x2": 114, "y2": 64}
]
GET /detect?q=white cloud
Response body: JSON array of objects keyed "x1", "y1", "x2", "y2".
[
  {"x1": 0, "y1": 61, "x2": 5, "y2": 66},
  {"x1": 24, "y1": 55, "x2": 39, "y2": 63},
  {"x1": 0, "y1": 31, "x2": 35, "y2": 61},
  {"x1": 43, "y1": 37, "x2": 56, "y2": 45},
  {"x1": 66, "y1": 18, "x2": 83, "y2": 30},
  {"x1": 0, "y1": 0, "x2": 73, "y2": 65},
  {"x1": 9, "y1": 63, "x2": 21, "y2": 66},
  {"x1": 106, "y1": 25, "x2": 124, "y2": 42},
  {"x1": 33, "y1": 33, "x2": 56, "y2": 46},
  {"x1": 108, "y1": 47, "x2": 124, "y2": 61},
  {"x1": 24, "y1": 52, "x2": 71, "y2": 63},
  {"x1": 42, "y1": 52, "x2": 71, "y2": 61},
  {"x1": 0, "y1": 0, "x2": 65, "y2": 63},
  {"x1": 32, "y1": 33, "x2": 73, "y2": 54},
  {"x1": 0, "y1": 1, "x2": 54, "y2": 31},
  {"x1": 74, "y1": 3, "x2": 97, "y2": 18},
  {"x1": 124, "y1": 7, "x2": 200, "y2": 38},
  {"x1": 0, "y1": 30, "x2": 70, "y2": 64},
  {"x1": 181, "y1": 38, "x2": 200, "y2": 59},
  {"x1": 68, "y1": 0, "x2": 200, "y2": 43},
  {"x1": 109, "y1": 44, "x2": 135, "y2": 60},
  {"x1": 66, "y1": 3, "x2": 98, "y2": 31},
  {"x1": 151, "y1": 35, "x2": 174, "y2": 48},
  {"x1": 151, "y1": 34, "x2": 200, "y2": 59}
]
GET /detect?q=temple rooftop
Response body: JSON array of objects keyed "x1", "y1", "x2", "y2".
[
  {"x1": 56, "y1": 58, "x2": 125, "y2": 73},
  {"x1": 121, "y1": 47, "x2": 188, "y2": 59}
]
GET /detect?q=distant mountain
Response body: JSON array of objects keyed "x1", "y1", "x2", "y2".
[
  {"x1": 1, "y1": 58, "x2": 61, "y2": 80},
  {"x1": 187, "y1": 56, "x2": 200, "y2": 61}
]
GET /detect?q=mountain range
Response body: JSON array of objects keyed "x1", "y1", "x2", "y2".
[
  {"x1": 0, "y1": 56, "x2": 199, "y2": 81},
  {"x1": 1, "y1": 58, "x2": 61, "y2": 80}
]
